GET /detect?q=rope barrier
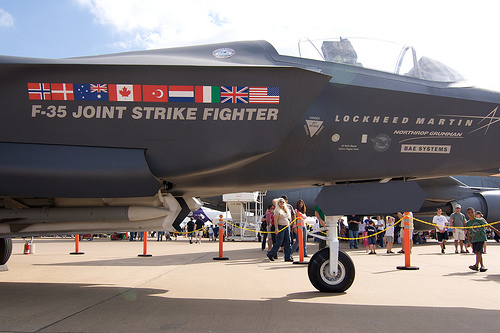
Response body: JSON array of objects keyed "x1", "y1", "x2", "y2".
[
  {"x1": 226, "y1": 217, "x2": 297, "y2": 234},
  {"x1": 339, "y1": 219, "x2": 402, "y2": 240},
  {"x1": 200, "y1": 215, "x2": 500, "y2": 240},
  {"x1": 224, "y1": 215, "x2": 400, "y2": 241},
  {"x1": 302, "y1": 218, "x2": 402, "y2": 240},
  {"x1": 176, "y1": 226, "x2": 206, "y2": 236},
  {"x1": 413, "y1": 217, "x2": 500, "y2": 229}
]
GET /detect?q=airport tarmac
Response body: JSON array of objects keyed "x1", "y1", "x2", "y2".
[{"x1": 1, "y1": 236, "x2": 499, "y2": 332}]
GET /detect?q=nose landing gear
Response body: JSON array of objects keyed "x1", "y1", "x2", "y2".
[{"x1": 307, "y1": 215, "x2": 355, "y2": 292}]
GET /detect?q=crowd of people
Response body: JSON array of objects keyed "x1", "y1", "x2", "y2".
[
  {"x1": 344, "y1": 213, "x2": 406, "y2": 254},
  {"x1": 439, "y1": 205, "x2": 500, "y2": 272},
  {"x1": 183, "y1": 215, "x2": 219, "y2": 244},
  {"x1": 125, "y1": 214, "x2": 220, "y2": 243},
  {"x1": 337, "y1": 206, "x2": 500, "y2": 272},
  {"x1": 260, "y1": 199, "x2": 500, "y2": 272},
  {"x1": 126, "y1": 199, "x2": 500, "y2": 272}
]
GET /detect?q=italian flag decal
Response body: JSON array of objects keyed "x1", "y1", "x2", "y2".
[{"x1": 195, "y1": 86, "x2": 220, "y2": 103}]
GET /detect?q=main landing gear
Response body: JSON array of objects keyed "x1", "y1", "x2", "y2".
[{"x1": 308, "y1": 216, "x2": 355, "y2": 292}]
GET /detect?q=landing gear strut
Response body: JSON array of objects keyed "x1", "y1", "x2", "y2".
[
  {"x1": 308, "y1": 216, "x2": 355, "y2": 292},
  {"x1": 0, "y1": 237, "x2": 12, "y2": 265}
]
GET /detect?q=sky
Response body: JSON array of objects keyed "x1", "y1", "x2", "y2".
[{"x1": 1, "y1": 0, "x2": 500, "y2": 90}]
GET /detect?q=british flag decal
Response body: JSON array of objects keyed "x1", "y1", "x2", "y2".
[{"x1": 220, "y1": 86, "x2": 248, "y2": 103}]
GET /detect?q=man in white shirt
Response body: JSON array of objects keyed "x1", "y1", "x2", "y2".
[{"x1": 433, "y1": 208, "x2": 448, "y2": 254}]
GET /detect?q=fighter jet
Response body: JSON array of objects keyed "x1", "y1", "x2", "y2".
[{"x1": 2, "y1": 38, "x2": 500, "y2": 292}]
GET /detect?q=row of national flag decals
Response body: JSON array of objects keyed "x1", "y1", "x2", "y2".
[{"x1": 27, "y1": 83, "x2": 280, "y2": 104}]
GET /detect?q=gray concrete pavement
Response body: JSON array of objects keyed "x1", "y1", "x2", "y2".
[{"x1": 1, "y1": 236, "x2": 499, "y2": 332}]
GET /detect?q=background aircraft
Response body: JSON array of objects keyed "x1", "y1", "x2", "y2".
[
  {"x1": 202, "y1": 176, "x2": 500, "y2": 229},
  {"x1": 2, "y1": 38, "x2": 500, "y2": 292}
]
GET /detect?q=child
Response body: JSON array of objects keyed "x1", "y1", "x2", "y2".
[
  {"x1": 360, "y1": 219, "x2": 369, "y2": 252},
  {"x1": 365, "y1": 219, "x2": 377, "y2": 254},
  {"x1": 465, "y1": 207, "x2": 500, "y2": 272},
  {"x1": 475, "y1": 211, "x2": 488, "y2": 254},
  {"x1": 385, "y1": 216, "x2": 395, "y2": 254}
]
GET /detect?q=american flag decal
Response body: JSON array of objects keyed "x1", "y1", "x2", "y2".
[{"x1": 249, "y1": 87, "x2": 280, "y2": 104}]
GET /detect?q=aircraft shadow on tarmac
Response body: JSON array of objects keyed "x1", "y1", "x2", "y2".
[
  {"x1": 1, "y1": 281, "x2": 500, "y2": 333},
  {"x1": 30, "y1": 247, "x2": 297, "y2": 268}
]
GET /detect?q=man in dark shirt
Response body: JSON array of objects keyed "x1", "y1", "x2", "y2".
[
  {"x1": 365, "y1": 220, "x2": 377, "y2": 254},
  {"x1": 348, "y1": 215, "x2": 361, "y2": 249},
  {"x1": 194, "y1": 215, "x2": 205, "y2": 244},
  {"x1": 186, "y1": 217, "x2": 195, "y2": 244}
]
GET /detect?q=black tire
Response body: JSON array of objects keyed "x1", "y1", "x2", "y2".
[
  {"x1": 308, "y1": 248, "x2": 355, "y2": 292},
  {"x1": 0, "y1": 237, "x2": 13, "y2": 265}
]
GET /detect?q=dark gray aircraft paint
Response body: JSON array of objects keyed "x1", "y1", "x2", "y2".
[{"x1": 2, "y1": 39, "x2": 500, "y2": 266}]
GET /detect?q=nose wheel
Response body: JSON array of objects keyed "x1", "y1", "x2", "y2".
[{"x1": 308, "y1": 248, "x2": 355, "y2": 292}]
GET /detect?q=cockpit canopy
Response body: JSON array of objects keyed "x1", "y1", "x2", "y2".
[
  {"x1": 298, "y1": 37, "x2": 465, "y2": 83},
  {"x1": 321, "y1": 39, "x2": 359, "y2": 65}
]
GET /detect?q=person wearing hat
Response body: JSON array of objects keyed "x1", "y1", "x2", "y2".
[{"x1": 449, "y1": 205, "x2": 467, "y2": 253}]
